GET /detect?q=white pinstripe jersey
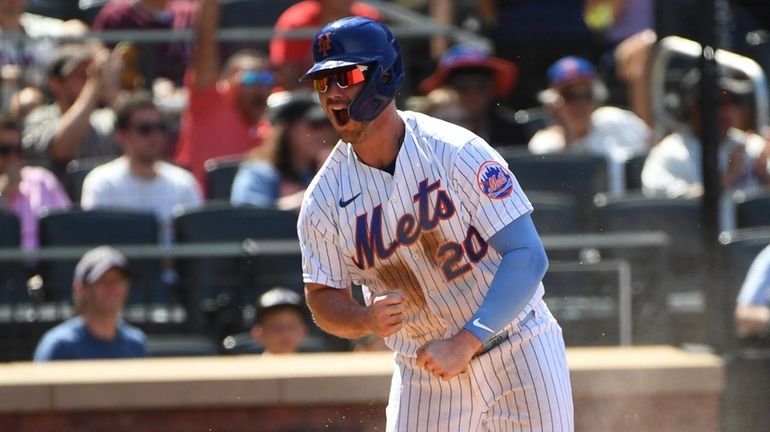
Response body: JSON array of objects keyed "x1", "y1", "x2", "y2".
[{"x1": 298, "y1": 111, "x2": 545, "y2": 357}]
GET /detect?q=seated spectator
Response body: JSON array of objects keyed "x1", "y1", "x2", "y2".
[
  {"x1": 418, "y1": 44, "x2": 527, "y2": 147},
  {"x1": 81, "y1": 91, "x2": 202, "y2": 245},
  {"x1": 230, "y1": 90, "x2": 335, "y2": 210},
  {"x1": 642, "y1": 70, "x2": 770, "y2": 227},
  {"x1": 93, "y1": 0, "x2": 197, "y2": 87},
  {"x1": 529, "y1": 56, "x2": 649, "y2": 194},
  {"x1": 33, "y1": 245, "x2": 147, "y2": 361},
  {"x1": 0, "y1": 114, "x2": 70, "y2": 250},
  {"x1": 174, "y1": 0, "x2": 274, "y2": 187},
  {"x1": 735, "y1": 244, "x2": 770, "y2": 337},
  {"x1": 270, "y1": 0, "x2": 380, "y2": 91},
  {"x1": 251, "y1": 287, "x2": 308, "y2": 355},
  {"x1": 22, "y1": 44, "x2": 121, "y2": 179}
]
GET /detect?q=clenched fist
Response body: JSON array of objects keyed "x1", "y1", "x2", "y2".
[{"x1": 367, "y1": 291, "x2": 407, "y2": 337}]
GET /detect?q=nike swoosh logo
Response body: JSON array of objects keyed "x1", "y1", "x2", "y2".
[
  {"x1": 338, "y1": 193, "x2": 361, "y2": 208},
  {"x1": 472, "y1": 318, "x2": 495, "y2": 334}
]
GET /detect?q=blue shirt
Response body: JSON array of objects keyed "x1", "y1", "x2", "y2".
[
  {"x1": 33, "y1": 317, "x2": 147, "y2": 361},
  {"x1": 230, "y1": 160, "x2": 280, "y2": 208},
  {"x1": 737, "y1": 245, "x2": 770, "y2": 307}
]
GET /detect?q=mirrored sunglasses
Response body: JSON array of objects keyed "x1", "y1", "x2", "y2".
[
  {"x1": 240, "y1": 70, "x2": 276, "y2": 87},
  {"x1": 313, "y1": 65, "x2": 368, "y2": 93}
]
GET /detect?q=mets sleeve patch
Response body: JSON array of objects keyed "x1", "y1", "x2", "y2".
[{"x1": 476, "y1": 160, "x2": 514, "y2": 200}]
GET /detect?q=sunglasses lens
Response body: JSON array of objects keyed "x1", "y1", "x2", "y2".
[
  {"x1": 135, "y1": 123, "x2": 166, "y2": 135},
  {"x1": 313, "y1": 77, "x2": 329, "y2": 93},
  {"x1": 240, "y1": 70, "x2": 275, "y2": 86},
  {"x1": 0, "y1": 145, "x2": 20, "y2": 156},
  {"x1": 313, "y1": 67, "x2": 367, "y2": 93}
]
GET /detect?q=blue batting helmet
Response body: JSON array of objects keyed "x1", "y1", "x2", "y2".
[{"x1": 299, "y1": 16, "x2": 405, "y2": 121}]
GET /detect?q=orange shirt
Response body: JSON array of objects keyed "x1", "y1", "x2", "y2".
[
  {"x1": 270, "y1": 1, "x2": 380, "y2": 73},
  {"x1": 174, "y1": 73, "x2": 270, "y2": 186}
]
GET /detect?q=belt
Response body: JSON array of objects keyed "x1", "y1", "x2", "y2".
[{"x1": 474, "y1": 330, "x2": 510, "y2": 358}]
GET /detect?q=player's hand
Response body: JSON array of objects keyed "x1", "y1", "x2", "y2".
[
  {"x1": 366, "y1": 291, "x2": 406, "y2": 337},
  {"x1": 415, "y1": 329, "x2": 482, "y2": 381}
]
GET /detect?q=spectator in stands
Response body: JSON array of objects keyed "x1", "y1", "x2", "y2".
[
  {"x1": 33, "y1": 245, "x2": 147, "y2": 361},
  {"x1": 251, "y1": 287, "x2": 308, "y2": 355},
  {"x1": 418, "y1": 44, "x2": 526, "y2": 146},
  {"x1": 81, "y1": 91, "x2": 202, "y2": 245},
  {"x1": 529, "y1": 56, "x2": 649, "y2": 194},
  {"x1": 642, "y1": 71, "x2": 770, "y2": 198},
  {"x1": 230, "y1": 90, "x2": 335, "y2": 210},
  {"x1": 642, "y1": 71, "x2": 770, "y2": 229},
  {"x1": 0, "y1": 114, "x2": 70, "y2": 250},
  {"x1": 174, "y1": 0, "x2": 273, "y2": 187},
  {"x1": 22, "y1": 44, "x2": 121, "y2": 179},
  {"x1": 735, "y1": 244, "x2": 770, "y2": 337},
  {"x1": 270, "y1": 0, "x2": 380, "y2": 91},
  {"x1": 93, "y1": 0, "x2": 197, "y2": 87}
]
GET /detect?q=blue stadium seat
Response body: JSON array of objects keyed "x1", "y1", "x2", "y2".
[
  {"x1": 203, "y1": 155, "x2": 245, "y2": 202},
  {"x1": 505, "y1": 153, "x2": 608, "y2": 230},
  {"x1": 734, "y1": 190, "x2": 770, "y2": 229},
  {"x1": 37, "y1": 208, "x2": 166, "y2": 312},
  {"x1": 173, "y1": 203, "x2": 302, "y2": 339}
]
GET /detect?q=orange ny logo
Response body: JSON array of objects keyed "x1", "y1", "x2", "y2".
[{"x1": 317, "y1": 32, "x2": 332, "y2": 57}]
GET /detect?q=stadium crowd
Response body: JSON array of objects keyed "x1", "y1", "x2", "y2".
[{"x1": 1, "y1": 0, "x2": 770, "y2": 362}]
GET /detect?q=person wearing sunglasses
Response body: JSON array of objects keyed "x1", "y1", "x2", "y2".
[
  {"x1": 298, "y1": 17, "x2": 572, "y2": 431},
  {"x1": 528, "y1": 56, "x2": 650, "y2": 194},
  {"x1": 81, "y1": 91, "x2": 202, "y2": 246},
  {"x1": 0, "y1": 114, "x2": 70, "y2": 250},
  {"x1": 231, "y1": 90, "x2": 336, "y2": 211},
  {"x1": 174, "y1": 0, "x2": 275, "y2": 188}
]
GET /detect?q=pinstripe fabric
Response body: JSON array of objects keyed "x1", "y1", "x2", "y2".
[{"x1": 298, "y1": 111, "x2": 572, "y2": 431}]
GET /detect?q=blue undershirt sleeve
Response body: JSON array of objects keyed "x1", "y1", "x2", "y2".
[{"x1": 463, "y1": 213, "x2": 548, "y2": 342}]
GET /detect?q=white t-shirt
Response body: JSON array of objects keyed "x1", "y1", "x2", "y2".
[
  {"x1": 642, "y1": 127, "x2": 768, "y2": 229},
  {"x1": 81, "y1": 157, "x2": 203, "y2": 244},
  {"x1": 528, "y1": 106, "x2": 649, "y2": 194}
]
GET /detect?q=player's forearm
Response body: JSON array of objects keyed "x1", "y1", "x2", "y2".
[
  {"x1": 306, "y1": 285, "x2": 373, "y2": 339},
  {"x1": 463, "y1": 215, "x2": 548, "y2": 341}
]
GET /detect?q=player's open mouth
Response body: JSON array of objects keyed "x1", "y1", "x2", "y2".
[{"x1": 331, "y1": 107, "x2": 351, "y2": 127}]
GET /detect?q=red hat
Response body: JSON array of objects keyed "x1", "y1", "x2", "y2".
[{"x1": 419, "y1": 44, "x2": 518, "y2": 99}]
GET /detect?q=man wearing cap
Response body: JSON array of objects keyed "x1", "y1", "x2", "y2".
[
  {"x1": 22, "y1": 44, "x2": 120, "y2": 180},
  {"x1": 419, "y1": 44, "x2": 528, "y2": 147},
  {"x1": 230, "y1": 90, "x2": 335, "y2": 210},
  {"x1": 33, "y1": 246, "x2": 146, "y2": 361},
  {"x1": 174, "y1": 0, "x2": 274, "y2": 187},
  {"x1": 251, "y1": 287, "x2": 309, "y2": 355},
  {"x1": 529, "y1": 55, "x2": 649, "y2": 194}
]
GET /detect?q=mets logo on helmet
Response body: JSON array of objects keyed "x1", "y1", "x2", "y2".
[
  {"x1": 477, "y1": 161, "x2": 514, "y2": 199},
  {"x1": 317, "y1": 32, "x2": 332, "y2": 57}
]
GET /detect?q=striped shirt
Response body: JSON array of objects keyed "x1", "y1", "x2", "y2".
[{"x1": 299, "y1": 110, "x2": 544, "y2": 357}]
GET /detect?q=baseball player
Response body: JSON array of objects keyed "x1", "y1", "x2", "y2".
[{"x1": 297, "y1": 17, "x2": 573, "y2": 431}]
